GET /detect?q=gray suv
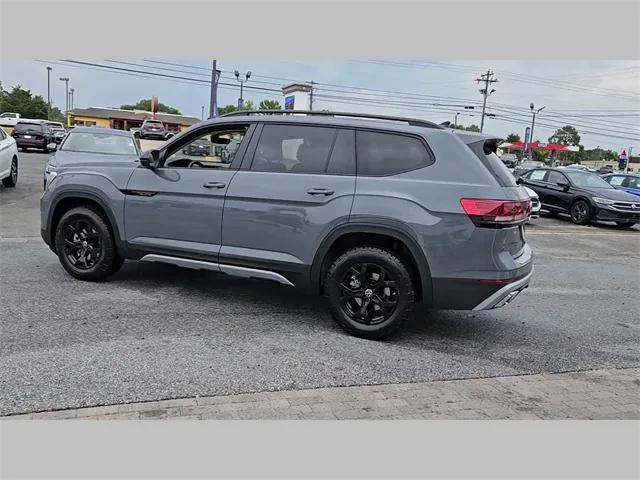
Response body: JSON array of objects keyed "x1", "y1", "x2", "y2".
[{"x1": 40, "y1": 111, "x2": 533, "y2": 339}]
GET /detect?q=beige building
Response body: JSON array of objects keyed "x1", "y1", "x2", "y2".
[{"x1": 66, "y1": 107, "x2": 200, "y2": 133}]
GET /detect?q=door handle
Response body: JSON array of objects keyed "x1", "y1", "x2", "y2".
[
  {"x1": 203, "y1": 181, "x2": 226, "y2": 189},
  {"x1": 307, "y1": 188, "x2": 334, "y2": 196}
]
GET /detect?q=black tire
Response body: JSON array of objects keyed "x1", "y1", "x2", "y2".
[
  {"x1": 616, "y1": 221, "x2": 636, "y2": 228},
  {"x1": 20, "y1": 147, "x2": 28, "y2": 152},
  {"x1": 325, "y1": 246, "x2": 415, "y2": 340},
  {"x1": 54, "y1": 206, "x2": 123, "y2": 281},
  {"x1": 570, "y1": 200, "x2": 591, "y2": 225},
  {"x1": 2, "y1": 156, "x2": 17, "y2": 187}
]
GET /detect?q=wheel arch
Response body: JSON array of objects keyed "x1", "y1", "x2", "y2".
[
  {"x1": 311, "y1": 223, "x2": 433, "y2": 305},
  {"x1": 48, "y1": 191, "x2": 123, "y2": 254}
]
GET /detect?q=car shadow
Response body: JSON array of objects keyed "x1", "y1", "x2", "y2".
[{"x1": 540, "y1": 210, "x2": 638, "y2": 231}]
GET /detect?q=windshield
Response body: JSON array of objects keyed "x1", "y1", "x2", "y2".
[
  {"x1": 61, "y1": 132, "x2": 139, "y2": 155},
  {"x1": 565, "y1": 171, "x2": 613, "y2": 189}
]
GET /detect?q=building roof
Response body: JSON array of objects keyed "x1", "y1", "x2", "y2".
[
  {"x1": 67, "y1": 126, "x2": 136, "y2": 136},
  {"x1": 68, "y1": 107, "x2": 200, "y2": 126}
]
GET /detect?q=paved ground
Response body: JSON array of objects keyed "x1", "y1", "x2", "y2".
[
  {"x1": 1, "y1": 152, "x2": 639, "y2": 417},
  {"x1": 7, "y1": 368, "x2": 639, "y2": 420}
]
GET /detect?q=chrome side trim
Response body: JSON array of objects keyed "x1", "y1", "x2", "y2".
[
  {"x1": 140, "y1": 254, "x2": 220, "y2": 272},
  {"x1": 219, "y1": 264, "x2": 295, "y2": 286},
  {"x1": 473, "y1": 268, "x2": 534, "y2": 311},
  {"x1": 140, "y1": 254, "x2": 294, "y2": 286}
]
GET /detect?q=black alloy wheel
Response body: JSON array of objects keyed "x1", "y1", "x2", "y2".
[
  {"x1": 570, "y1": 200, "x2": 590, "y2": 225},
  {"x1": 340, "y1": 263, "x2": 398, "y2": 326},
  {"x1": 63, "y1": 219, "x2": 103, "y2": 270}
]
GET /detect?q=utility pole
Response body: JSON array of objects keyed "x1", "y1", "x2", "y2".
[
  {"x1": 70, "y1": 88, "x2": 75, "y2": 110},
  {"x1": 46, "y1": 66, "x2": 52, "y2": 120},
  {"x1": 475, "y1": 69, "x2": 498, "y2": 133},
  {"x1": 454, "y1": 112, "x2": 460, "y2": 128},
  {"x1": 201, "y1": 105, "x2": 205, "y2": 120},
  {"x1": 309, "y1": 81, "x2": 315, "y2": 111},
  {"x1": 59, "y1": 77, "x2": 69, "y2": 126},
  {"x1": 209, "y1": 60, "x2": 221, "y2": 119}
]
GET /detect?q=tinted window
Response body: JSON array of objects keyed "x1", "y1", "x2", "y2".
[
  {"x1": 252, "y1": 125, "x2": 335, "y2": 174},
  {"x1": 529, "y1": 169, "x2": 547, "y2": 181},
  {"x1": 357, "y1": 131, "x2": 432, "y2": 176},
  {"x1": 15, "y1": 122, "x2": 44, "y2": 133},
  {"x1": 327, "y1": 129, "x2": 355, "y2": 175},
  {"x1": 546, "y1": 171, "x2": 567, "y2": 184}
]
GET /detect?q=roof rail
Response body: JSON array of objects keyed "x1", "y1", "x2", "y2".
[{"x1": 219, "y1": 110, "x2": 445, "y2": 129}]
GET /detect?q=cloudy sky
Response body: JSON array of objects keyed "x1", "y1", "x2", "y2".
[{"x1": 2, "y1": 59, "x2": 638, "y2": 151}]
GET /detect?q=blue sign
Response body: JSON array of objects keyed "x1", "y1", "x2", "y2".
[
  {"x1": 523, "y1": 127, "x2": 531, "y2": 153},
  {"x1": 284, "y1": 95, "x2": 295, "y2": 110}
]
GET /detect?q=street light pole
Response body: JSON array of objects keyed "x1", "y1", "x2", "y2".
[
  {"x1": 529, "y1": 103, "x2": 546, "y2": 160},
  {"x1": 70, "y1": 88, "x2": 75, "y2": 110},
  {"x1": 59, "y1": 77, "x2": 69, "y2": 126},
  {"x1": 201, "y1": 105, "x2": 204, "y2": 120},
  {"x1": 234, "y1": 70, "x2": 251, "y2": 110},
  {"x1": 454, "y1": 112, "x2": 459, "y2": 128},
  {"x1": 46, "y1": 66, "x2": 52, "y2": 120}
]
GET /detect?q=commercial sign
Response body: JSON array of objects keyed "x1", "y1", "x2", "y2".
[{"x1": 284, "y1": 95, "x2": 295, "y2": 110}]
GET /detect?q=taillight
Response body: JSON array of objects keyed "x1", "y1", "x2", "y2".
[{"x1": 460, "y1": 198, "x2": 531, "y2": 227}]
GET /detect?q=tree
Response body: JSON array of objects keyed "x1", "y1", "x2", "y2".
[
  {"x1": 549, "y1": 125, "x2": 580, "y2": 146},
  {"x1": 259, "y1": 99, "x2": 282, "y2": 110},
  {"x1": 0, "y1": 84, "x2": 65, "y2": 120},
  {"x1": 465, "y1": 124, "x2": 480, "y2": 132},
  {"x1": 240, "y1": 100, "x2": 256, "y2": 111},
  {"x1": 120, "y1": 99, "x2": 181, "y2": 115},
  {"x1": 505, "y1": 133, "x2": 521, "y2": 143},
  {"x1": 217, "y1": 105, "x2": 238, "y2": 116}
]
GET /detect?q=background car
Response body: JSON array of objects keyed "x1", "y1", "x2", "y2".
[
  {"x1": 11, "y1": 120, "x2": 55, "y2": 153},
  {"x1": 597, "y1": 165, "x2": 614, "y2": 175},
  {"x1": 513, "y1": 160, "x2": 545, "y2": 177},
  {"x1": 601, "y1": 173, "x2": 640, "y2": 197},
  {"x1": 46, "y1": 121, "x2": 67, "y2": 144},
  {"x1": 523, "y1": 186, "x2": 540, "y2": 222},
  {"x1": 499, "y1": 153, "x2": 518, "y2": 168},
  {"x1": 44, "y1": 127, "x2": 140, "y2": 189},
  {"x1": 0, "y1": 126, "x2": 19, "y2": 187},
  {"x1": 139, "y1": 119, "x2": 167, "y2": 140},
  {"x1": 518, "y1": 167, "x2": 640, "y2": 227},
  {"x1": 182, "y1": 137, "x2": 211, "y2": 156}
]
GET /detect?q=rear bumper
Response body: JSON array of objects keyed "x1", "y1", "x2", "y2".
[
  {"x1": 472, "y1": 268, "x2": 533, "y2": 310},
  {"x1": 16, "y1": 138, "x2": 47, "y2": 147}
]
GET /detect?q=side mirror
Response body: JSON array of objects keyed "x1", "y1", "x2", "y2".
[
  {"x1": 515, "y1": 177, "x2": 524, "y2": 185},
  {"x1": 140, "y1": 150, "x2": 160, "y2": 168},
  {"x1": 557, "y1": 181, "x2": 570, "y2": 189},
  {"x1": 46, "y1": 142, "x2": 57, "y2": 152}
]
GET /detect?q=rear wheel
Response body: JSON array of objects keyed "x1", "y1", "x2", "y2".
[
  {"x1": 2, "y1": 157, "x2": 17, "y2": 187},
  {"x1": 325, "y1": 247, "x2": 415, "y2": 340},
  {"x1": 54, "y1": 206, "x2": 123, "y2": 281},
  {"x1": 615, "y1": 221, "x2": 636, "y2": 228},
  {"x1": 570, "y1": 200, "x2": 591, "y2": 225}
]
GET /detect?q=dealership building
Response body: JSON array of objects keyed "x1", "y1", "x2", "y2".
[{"x1": 66, "y1": 107, "x2": 200, "y2": 133}]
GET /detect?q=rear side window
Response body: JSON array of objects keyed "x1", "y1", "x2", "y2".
[
  {"x1": 356, "y1": 130, "x2": 433, "y2": 176},
  {"x1": 546, "y1": 170, "x2": 567, "y2": 184},
  {"x1": 466, "y1": 140, "x2": 516, "y2": 187},
  {"x1": 327, "y1": 129, "x2": 355, "y2": 175},
  {"x1": 252, "y1": 124, "x2": 335, "y2": 174}
]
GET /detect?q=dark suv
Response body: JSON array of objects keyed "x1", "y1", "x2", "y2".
[
  {"x1": 12, "y1": 120, "x2": 56, "y2": 152},
  {"x1": 40, "y1": 111, "x2": 533, "y2": 339},
  {"x1": 139, "y1": 119, "x2": 167, "y2": 140}
]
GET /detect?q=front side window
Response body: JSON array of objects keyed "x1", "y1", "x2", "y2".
[
  {"x1": 164, "y1": 127, "x2": 248, "y2": 169},
  {"x1": 607, "y1": 176, "x2": 624, "y2": 186},
  {"x1": 546, "y1": 170, "x2": 567, "y2": 184},
  {"x1": 252, "y1": 125, "x2": 335, "y2": 174},
  {"x1": 356, "y1": 130, "x2": 433, "y2": 176},
  {"x1": 528, "y1": 169, "x2": 547, "y2": 181},
  {"x1": 625, "y1": 176, "x2": 640, "y2": 189},
  {"x1": 61, "y1": 132, "x2": 139, "y2": 155}
]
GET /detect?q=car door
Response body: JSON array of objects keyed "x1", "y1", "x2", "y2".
[
  {"x1": 124, "y1": 123, "x2": 255, "y2": 261},
  {"x1": 0, "y1": 128, "x2": 11, "y2": 178},
  {"x1": 543, "y1": 170, "x2": 572, "y2": 212},
  {"x1": 221, "y1": 123, "x2": 356, "y2": 284}
]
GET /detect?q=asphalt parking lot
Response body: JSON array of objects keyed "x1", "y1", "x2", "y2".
[{"x1": 1, "y1": 152, "x2": 639, "y2": 416}]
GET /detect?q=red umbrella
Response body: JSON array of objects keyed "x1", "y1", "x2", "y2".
[{"x1": 500, "y1": 141, "x2": 579, "y2": 152}]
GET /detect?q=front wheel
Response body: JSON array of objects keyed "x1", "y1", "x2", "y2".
[
  {"x1": 2, "y1": 157, "x2": 17, "y2": 187},
  {"x1": 570, "y1": 200, "x2": 591, "y2": 225},
  {"x1": 325, "y1": 247, "x2": 415, "y2": 340},
  {"x1": 616, "y1": 221, "x2": 636, "y2": 228},
  {"x1": 54, "y1": 206, "x2": 123, "y2": 281}
]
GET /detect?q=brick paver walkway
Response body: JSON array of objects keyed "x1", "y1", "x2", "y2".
[{"x1": 5, "y1": 368, "x2": 639, "y2": 420}]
